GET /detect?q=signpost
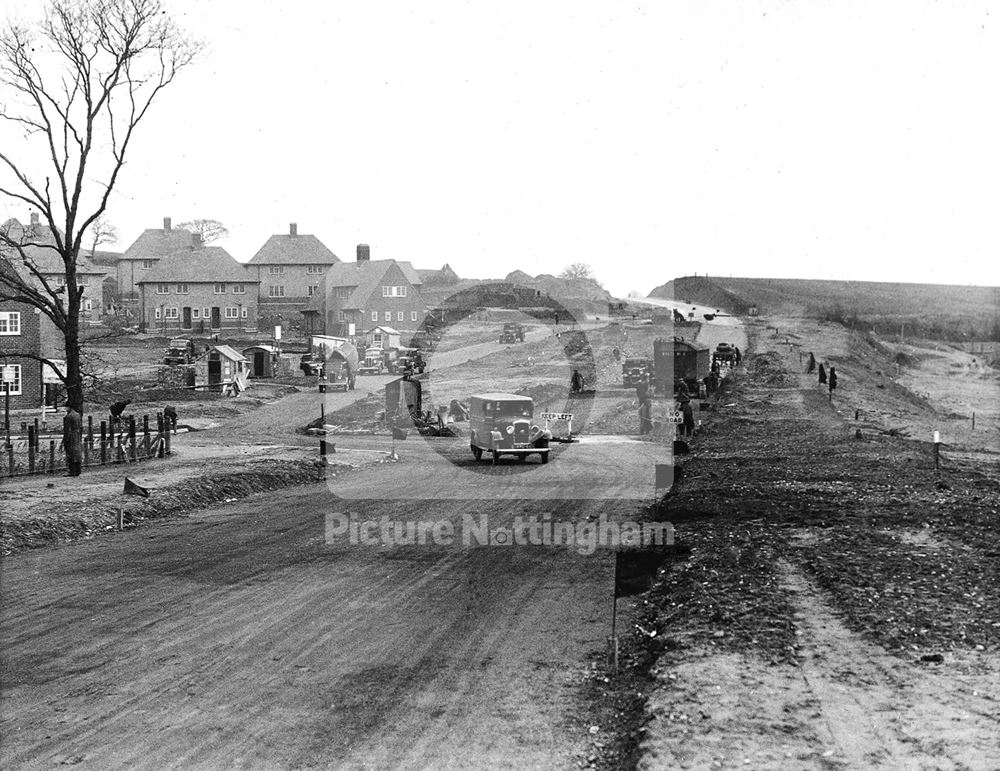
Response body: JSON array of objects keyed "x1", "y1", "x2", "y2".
[
  {"x1": 539, "y1": 411, "x2": 573, "y2": 437},
  {"x1": 2, "y1": 365, "x2": 16, "y2": 435}
]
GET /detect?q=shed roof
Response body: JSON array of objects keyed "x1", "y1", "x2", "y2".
[
  {"x1": 242, "y1": 344, "x2": 278, "y2": 353},
  {"x1": 136, "y1": 247, "x2": 258, "y2": 284},
  {"x1": 247, "y1": 233, "x2": 340, "y2": 265},
  {"x1": 470, "y1": 393, "x2": 534, "y2": 402},
  {"x1": 210, "y1": 344, "x2": 247, "y2": 361}
]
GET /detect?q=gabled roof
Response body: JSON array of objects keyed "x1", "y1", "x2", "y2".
[
  {"x1": 370, "y1": 325, "x2": 400, "y2": 335},
  {"x1": 121, "y1": 225, "x2": 197, "y2": 261},
  {"x1": 1, "y1": 217, "x2": 106, "y2": 277},
  {"x1": 136, "y1": 247, "x2": 258, "y2": 284},
  {"x1": 325, "y1": 259, "x2": 423, "y2": 310},
  {"x1": 208, "y1": 344, "x2": 247, "y2": 362},
  {"x1": 247, "y1": 233, "x2": 340, "y2": 265}
]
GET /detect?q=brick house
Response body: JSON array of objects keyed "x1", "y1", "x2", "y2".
[
  {"x1": 0, "y1": 293, "x2": 63, "y2": 414},
  {"x1": 303, "y1": 245, "x2": 426, "y2": 338},
  {"x1": 1, "y1": 213, "x2": 107, "y2": 319},
  {"x1": 117, "y1": 216, "x2": 197, "y2": 302},
  {"x1": 247, "y1": 223, "x2": 340, "y2": 328},
  {"x1": 137, "y1": 247, "x2": 259, "y2": 334}
]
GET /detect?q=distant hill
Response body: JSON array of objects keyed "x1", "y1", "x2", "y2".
[
  {"x1": 650, "y1": 276, "x2": 1000, "y2": 340},
  {"x1": 420, "y1": 271, "x2": 617, "y2": 316}
]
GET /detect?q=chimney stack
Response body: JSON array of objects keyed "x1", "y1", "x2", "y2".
[
  {"x1": 163, "y1": 216, "x2": 172, "y2": 230},
  {"x1": 289, "y1": 223, "x2": 298, "y2": 237},
  {"x1": 29, "y1": 212, "x2": 39, "y2": 227},
  {"x1": 357, "y1": 243, "x2": 370, "y2": 262},
  {"x1": 191, "y1": 232, "x2": 203, "y2": 249}
]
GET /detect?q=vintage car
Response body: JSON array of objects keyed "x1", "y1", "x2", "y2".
[
  {"x1": 300, "y1": 352, "x2": 324, "y2": 376},
  {"x1": 622, "y1": 356, "x2": 653, "y2": 387},
  {"x1": 499, "y1": 322, "x2": 526, "y2": 344},
  {"x1": 163, "y1": 337, "x2": 195, "y2": 365},
  {"x1": 468, "y1": 393, "x2": 550, "y2": 464},
  {"x1": 395, "y1": 347, "x2": 426, "y2": 376},
  {"x1": 358, "y1": 348, "x2": 387, "y2": 375}
]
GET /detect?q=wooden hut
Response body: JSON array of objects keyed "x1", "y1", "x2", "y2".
[
  {"x1": 197, "y1": 345, "x2": 249, "y2": 394},
  {"x1": 243, "y1": 344, "x2": 280, "y2": 378}
]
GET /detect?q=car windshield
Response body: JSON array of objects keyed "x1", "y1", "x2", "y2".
[{"x1": 484, "y1": 401, "x2": 532, "y2": 418}]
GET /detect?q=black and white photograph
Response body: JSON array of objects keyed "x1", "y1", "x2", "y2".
[{"x1": 1, "y1": 1, "x2": 998, "y2": 768}]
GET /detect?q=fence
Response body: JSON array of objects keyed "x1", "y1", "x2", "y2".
[{"x1": 2, "y1": 413, "x2": 173, "y2": 478}]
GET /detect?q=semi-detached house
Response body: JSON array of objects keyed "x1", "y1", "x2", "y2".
[
  {"x1": 303, "y1": 244, "x2": 426, "y2": 338},
  {"x1": 136, "y1": 247, "x2": 259, "y2": 334}
]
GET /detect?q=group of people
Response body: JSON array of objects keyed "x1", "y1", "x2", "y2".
[
  {"x1": 806, "y1": 352, "x2": 839, "y2": 400},
  {"x1": 632, "y1": 374, "x2": 695, "y2": 437}
]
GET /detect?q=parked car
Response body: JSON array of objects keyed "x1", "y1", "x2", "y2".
[
  {"x1": 300, "y1": 353, "x2": 324, "y2": 376},
  {"x1": 395, "y1": 347, "x2": 426, "y2": 376},
  {"x1": 468, "y1": 393, "x2": 550, "y2": 465},
  {"x1": 499, "y1": 322, "x2": 526, "y2": 344},
  {"x1": 622, "y1": 356, "x2": 653, "y2": 387},
  {"x1": 164, "y1": 338, "x2": 195, "y2": 365}
]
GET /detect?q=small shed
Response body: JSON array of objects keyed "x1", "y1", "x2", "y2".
[
  {"x1": 243, "y1": 344, "x2": 280, "y2": 378},
  {"x1": 197, "y1": 345, "x2": 249, "y2": 394},
  {"x1": 366, "y1": 326, "x2": 401, "y2": 350}
]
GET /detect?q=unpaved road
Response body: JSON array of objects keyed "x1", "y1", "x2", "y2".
[{"x1": 0, "y1": 438, "x2": 666, "y2": 769}]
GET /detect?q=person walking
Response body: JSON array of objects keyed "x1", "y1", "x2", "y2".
[
  {"x1": 638, "y1": 396, "x2": 652, "y2": 435},
  {"x1": 571, "y1": 369, "x2": 584, "y2": 393},
  {"x1": 828, "y1": 366, "x2": 838, "y2": 401},
  {"x1": 806, "y1": 352, "x2": 816, "y2": 374},
  {"x1": 63, "y1": 407, "x2": 82, "y2": 477},
  {"x1": 818, "y1": 363, "x2": 827, "y2": 385},
  {"x1": 681, "y1": 400, "x2": 695, "y2": 438}
]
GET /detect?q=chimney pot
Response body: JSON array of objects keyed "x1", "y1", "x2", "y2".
[
  {"x1": 357, "y1": 244, "x2": 370, "y2": 262},
  {"x1": 290, "y1": 223, "x2": 298, "y2": 237},
  {"x1": 163, "y1": 216, "x2": 172, "y2": 230}
]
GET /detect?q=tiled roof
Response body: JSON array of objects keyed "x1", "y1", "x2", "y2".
[
  {"x1": 136, "y1": 247, "x2": 258, "y2": 284},
  {"x1": 247, "y1": 233, "x2": 340, "y2": 265},
  {"x1": 121, "y1": 226, "x2": 197, "y2": 261},
  {"x1": 1, "y1": 218, "x2": 107, "y2": 277},
  {"x1": 324, "y1": 259, "x2": 422, "y2": 310}
]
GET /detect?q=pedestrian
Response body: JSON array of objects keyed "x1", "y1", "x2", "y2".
[
  {"x1": 163, "y1": 405, "x2": 178, "y2": 432},
  {"x1": 828, "y1": 366, "x2": 838, "y2": 400},
  {"x1": 818, "y1": 363, "x2": 827, "y2": 385},
  {"x1": 734, "y1": 346, "x2": 742, "y2": 365},
  {"x1": 806, "y1": 352, "x2": 816, "y2": 374},
  {"x1": 638, "y1": 396, "x2": 652, "y2": 435},
  {"x1": 63, "y1": 407, "x2": 82, "y2": 476},
  {"x1": 636, "y1": 373, "x2": 650, "y2": 404},
  {"x1": 681, "y1": 400, "x2": 695, "y2": 438},
  {"x1": 347, "y1": 369, "x2": 356, "y2": 391},
  {"x1": 571, "y1": 369, "x2": 584, "y2": 393}
]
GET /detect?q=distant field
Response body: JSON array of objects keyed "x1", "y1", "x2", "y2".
[{"x1": 650, "y1": 276, "x2": 1000, "y2": 341}]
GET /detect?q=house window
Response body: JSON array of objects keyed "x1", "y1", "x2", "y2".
[
  {"x1": 269, "y1": 286, "x2": 285, "y2": 298},
  {"x1": 193, "y1": 308, "x2": 201, "y2": 319},
  {"x1": 381, "y1": 285, "x2": 407, "y2": 297},
  {"x1": 203, "y1": 307, "x2": 210, "y2": 318},
  {"x1": 164, "y1": 307, "x2": 179, "y2": 320},
  {"x1": 371, "y1": 311, "x2": 378, "y2": 322},
  {"x1": 241, "y1": 307, "x2": 248, "y2": 319},
  {"x1": 411, "y1": 311, "x2": 418, "y2": 322},
  {"x1": 269, "y1": 266, "x2": 285, "y2": 275},
  {"x1": 306, "y1": 265, "x2": 324, "y2": 275},
  {"x1": 373, "y1": 332, "x2": 383, "y2": 347},
  {"x1": 307, "y1": 285, "x2": 318, "y2": 297},
  {"x1": 156, "y1": 284, "x2": 169, "y2": 294},
  {"x1": 397, "y1": 311, "x2": 404, "y2": 322},
  {"x1": 141, "y1": 259, "x2": 154, "y2": 269},
  {"x1": 232, "y1": 283, "x2": 245, "y2": 294},
  {"x1": 337, "y1": 311, "x2": 346, "y2": 322},
  {"x1": 78, "y1": 276, "x2": 90, "y2": 286},
  {"x1": 154, "y1": 308, "x2": 161, "y2": 320},
  {"x1": 225, "y1": 307, "x2": 239, "y2": 319},
  {"x1": 214, "y1": 283, "x2": 226, "y2": 294},
  {"x1": 176, "y1": 283, "x2": 189, "y2": 294},
  {"x1": 0, "y1": 311, "x2": 21, "y2": 335},
  {"x1": 1, "y1": 364, "x2": 22, "y2": 395},
  {"x1": 336, "y1": 287, "x2": 351, "y2": 299}
]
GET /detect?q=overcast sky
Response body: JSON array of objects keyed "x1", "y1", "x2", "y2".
[{"x1": 4, "y1": 0, "x2": 999, "y2": 297}]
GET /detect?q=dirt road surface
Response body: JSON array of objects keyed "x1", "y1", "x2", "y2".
[{"x1": 1, "y1": 445, "x2": 664, "y2": 768}]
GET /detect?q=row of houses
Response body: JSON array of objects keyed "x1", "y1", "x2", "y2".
[{"x1": 2, "y1": 214, "x2": 462, "y2": 336}]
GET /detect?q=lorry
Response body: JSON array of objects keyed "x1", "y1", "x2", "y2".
[
  {"x1": 163, "y1": 338, "x2": 196, "y2": 365},
  {"x1": 622, "y1": 356, "x2": 653, "y2": 387},
  {"x1": 653, "y1": 336, "x2": 710, "y2": 395}
]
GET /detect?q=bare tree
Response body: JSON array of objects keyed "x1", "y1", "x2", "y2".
[
  {"x1": 178, "y1": 218, "x2": 228, "y2": 244},
  {"x1": 0, "y1": 0, "x2": 199, "y2": 463},
  {"x1": 559, "y1": 262, "x2": 600, "y2": 284},
  {"x1": 86, "y1": 213, "x2": 118, "y2": 257}
]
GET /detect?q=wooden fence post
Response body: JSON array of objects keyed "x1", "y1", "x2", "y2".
[
  {"x1": 100, "y1": 421, "x2": 107, "y2": 465},
  {"x1": 143, "y1": 415, "x2": 150, "y2": 458},
  {"x1": 49, "y1": 440, "x2": 56, "y2": 473},
  {"x1": 7, "y1": 443, "x2": 13, "y2": 476},
  {"x1": 28, "y1": 425, "x2": 35, "y2": 473}
]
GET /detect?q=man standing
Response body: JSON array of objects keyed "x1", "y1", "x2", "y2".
[
  {"x1": 680, "y1": 397, "x2": 695, "y2": 438},
  {"x1": 828, "y1": 366, "x2": 838, "y2": 401},
  {"x1": 571, "y1": 369, "x2": 584, "y2": 394},
  {"x1": 638, "y1": 394, "x2": 652, "y2": 435},
  {"x1": 63, "y1": 407, "x2": 82, "y2": 477}
]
